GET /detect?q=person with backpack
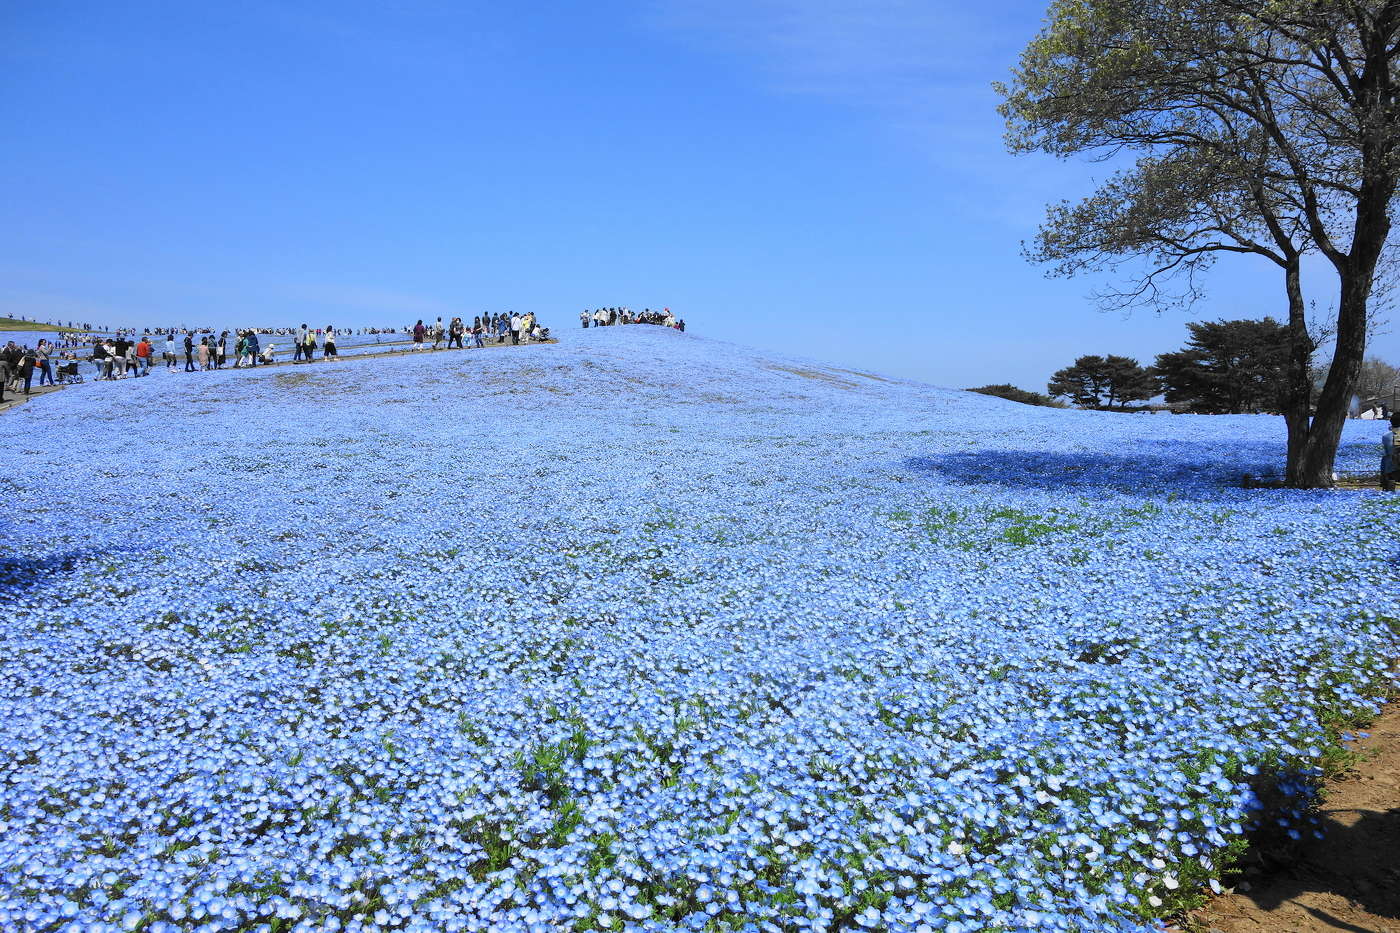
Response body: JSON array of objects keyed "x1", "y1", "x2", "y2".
[
  {"x1": 303, "y1": 328, "x2": 317, "y2": 361},
  {"x1": 19, "y1": 346, "x2": 36, "y2": 394}
]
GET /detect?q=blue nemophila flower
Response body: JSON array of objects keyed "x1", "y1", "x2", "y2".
[{"x1": 0, "y1": 328, "x2": 1394, "y2": 932}]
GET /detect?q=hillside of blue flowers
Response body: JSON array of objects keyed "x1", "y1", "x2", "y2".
[{"x1": 1, "y1": 326, "x2": 1396, "y2": 933}]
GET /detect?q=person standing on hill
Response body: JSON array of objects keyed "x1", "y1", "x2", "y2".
[
  {"x1": 1382, "y1": 414, "x2": 1400, "y2": 491},
  {"x1": 89, "y1": 340, "x2": 107, "y2": 379},
  {"x1": 324, "y1": 326, "x2": 337, "y2": 358},
  {"x1": 448, "y1": 317, "x2": 463, "y2": 349},
  {"x1": 413, "y1": 320, "x2": 426, "y2": 349},
  {"x1": 197, "y1": 338, "x2": 209, "y2": 371},
  {"x1": 135, "y1": 336, "x2": 152, "y2": 375},
  {"x1": 293, "y1": 324, "x2": 307, "y2": 362},
  {"x1": 36, "y1": 340, "x2": 55, "y2": 386},
  {"x1": 215, "y1": 331, "x2": 227, "y2": 369},
  {"x1": 580, "y1": 310, "x2": 590, "y2": 329},
  {"x1": 183, "y1": 332, "x2": 195, "y2": 372},
  {"x1": 301, "y1": 327, "x2": 316, "y2": 361},
  {"x1": 509, "y1": 313, "x2": 521, "y2": 345},
  {"x1": 164, "y1": 332, "x2": 177, "y2": 370},
  {"x1": 113, "y1": 335, "x2": 130, "y2": 378},
  {"x1": 19, "y1": 346, "x2": 36, "y2": 394},
  {"x1": 247, "y1": 330, "x2": 260, "y2": 367},
  {"x1": 2, "y1": 342, "x2": 20, "y2": 390}
]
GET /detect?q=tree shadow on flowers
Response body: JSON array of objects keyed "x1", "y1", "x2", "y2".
[
  {"x1": 905, "y1": 441, "x2": 1286, "y2": 501},
  {"x1": 0, "y1": 549, "x2": 116, "y2": 593}
]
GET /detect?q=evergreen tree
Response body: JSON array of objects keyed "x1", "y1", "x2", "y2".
[
  {"x1": 1154, "y1": 318, "x2": 1292, "y2": 413},
  {"x1": 1048, "y1": 355, "x2": 1155, "y2": 409}
]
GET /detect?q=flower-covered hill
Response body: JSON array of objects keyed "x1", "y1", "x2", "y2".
[{"x1": 0, "y1": 326, "x2": 1395, "y2": 933}]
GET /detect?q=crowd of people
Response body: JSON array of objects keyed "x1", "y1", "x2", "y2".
[
  {"x1": 4, "y1": 306, "x2": 690, "y2": 403},
  {"x1": 0, "y1": 310, "x2": 595, "y2": 399},
  {"x1": 1, "y1": 339, "x2": 65, "y2": 400},
  {"x1": 410, "y1": 313, "x2": 550, "y2": 349},
  {"x1": 581, "y1": 307, "x2": 685, "y2": 330},
  {"x1": 54, "y1": 325, "x2": 397, "y2": 350}
]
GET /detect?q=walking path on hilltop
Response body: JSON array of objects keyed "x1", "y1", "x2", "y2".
[{"x1": 0, "y1": 336, "x2": 559, "y2": 415}]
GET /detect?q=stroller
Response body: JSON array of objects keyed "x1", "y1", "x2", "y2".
[{"x1": 57, "y1": 361, "x2": 83, "y2": 384}]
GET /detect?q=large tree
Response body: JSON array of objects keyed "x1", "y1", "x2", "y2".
[
  {"x1": 999, "y1": 0, "x2": 1399, "y2": 487},
  {"x1": 1155, "y1": 317, "x2": 1293, "y2": 413},
  {"x1": 1048, "y1": 354, "x2": 1156, "y2": 408}
]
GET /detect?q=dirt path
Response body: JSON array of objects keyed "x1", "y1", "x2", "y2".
[
  {"x1": 1193, "y1": 703, "x2": 1400, "y2": 933},
  {"x1": 0, "y1": 338, "x2": 559, "y2": 414}
]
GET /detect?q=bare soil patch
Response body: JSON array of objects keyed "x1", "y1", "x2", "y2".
[
  {"x1": 1192, "y1": 702, "x2": 1400, "y2": 933},
  {"x1": 764, "y1": 364, "x2": 859, "y2": 389}
]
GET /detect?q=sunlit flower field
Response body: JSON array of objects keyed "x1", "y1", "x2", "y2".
[{"x1": 1, "y1": 327, "x2": 1395, "y2": 933}]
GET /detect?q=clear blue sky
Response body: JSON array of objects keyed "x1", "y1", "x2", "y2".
[{"x1": 3, "y1": 0, "x2": 1395, "y2": 390}]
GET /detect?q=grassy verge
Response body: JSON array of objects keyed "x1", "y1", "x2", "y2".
[{"x1": 0, "y1": 317, "x2": 77, "y2": 332}]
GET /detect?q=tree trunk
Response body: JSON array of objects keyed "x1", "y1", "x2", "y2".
[
  {"x1": 1281, "y1": 259, "x2": 1315, "y2": 486},
  {"x1": 1295, "y1": 270, "x2": 1368, "y2": 487}
]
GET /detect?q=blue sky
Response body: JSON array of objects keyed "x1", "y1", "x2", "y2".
[{"x1": 3, "y1": 0, "x2": 1394, "y2": 390}]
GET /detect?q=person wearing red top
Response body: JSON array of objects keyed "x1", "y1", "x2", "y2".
[{"x1": 135, "y1": 337, "x2": 153, "y2": 377}]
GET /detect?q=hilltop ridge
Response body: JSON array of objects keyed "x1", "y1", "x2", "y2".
[{"x1": 0, "y1": 317, "x2": 76, "y2": 332}]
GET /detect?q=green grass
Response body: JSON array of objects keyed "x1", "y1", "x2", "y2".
[{"x1": 0, "y1": 317, "x2": 77, "y2": 332}]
